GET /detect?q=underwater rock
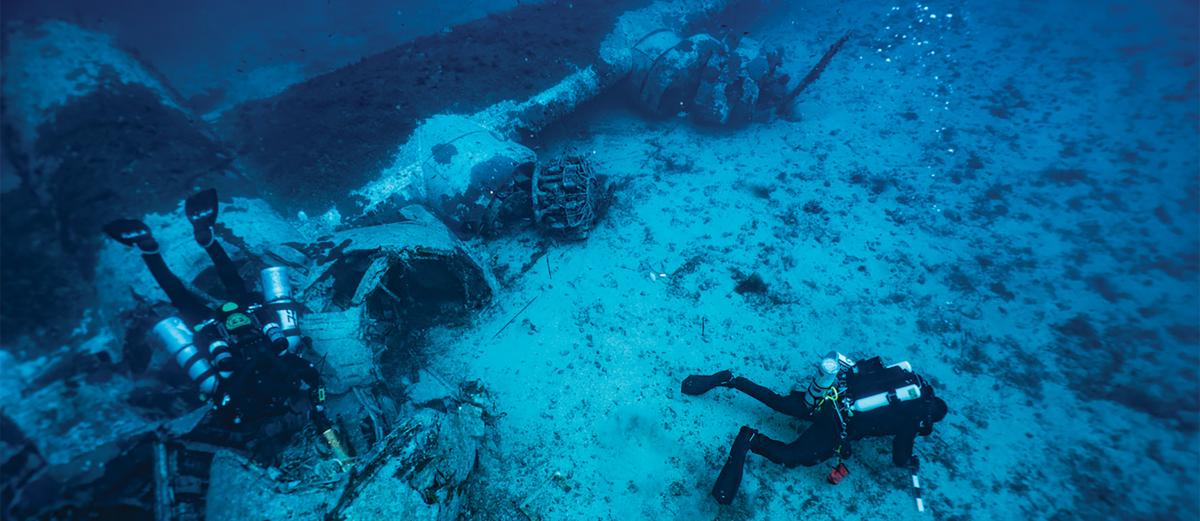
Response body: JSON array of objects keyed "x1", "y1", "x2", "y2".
[{"x1": 0, "y1": 21, "x2": 255, "y2": 351}]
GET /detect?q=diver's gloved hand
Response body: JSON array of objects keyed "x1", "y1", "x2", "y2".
[
  {"x1": 681, "y1": 370, "x2": 734, "y2": 396},
  {"x1": 906, "y1": 456, "x2": 920, "y2": 472}
]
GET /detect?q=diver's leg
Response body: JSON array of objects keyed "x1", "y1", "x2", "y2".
[
  {"x1": 105, "y1": 219, "x2": 211, "y2": 323},
  {"x1": 203, "y1": 240, "x2": 250, "y2": 302},
  {"x1": 283, "y1": 354, "x2": 327, "y2": 418},
  {"x1": 186, "y1": 189, "x2": 250, "y2": 301},
  {"x1": 750, "y1": 406, "x2": 839, "y2": 468},
  {"x1": 729, "y1": 377, "x2": 811, "y2": 417},
  {"x1": 711, "y1": 426, "x2": 757, "y2": 505},
  {"x1": 142, "y1": 252, "x2": 213, "y2": 324},
  {"x1": 281, "y1": 357, "x2": 348, "y2": 462}
]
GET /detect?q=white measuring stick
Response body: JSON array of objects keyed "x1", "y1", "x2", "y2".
[{"x1": 911, "y1": 472, "x2": 925, "y2": 513}]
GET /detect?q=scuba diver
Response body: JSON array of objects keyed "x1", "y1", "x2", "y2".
[
  {"x1": 104, "y1": 189, "x2": 349, "y2": 464},
  {"x1": 681, "y1": 353, "x2": 948, "y2": 505}
]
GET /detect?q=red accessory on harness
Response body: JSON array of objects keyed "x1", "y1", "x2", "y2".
[{"x1": 827, "y1": 462, "x2": 849, "y2": 485}]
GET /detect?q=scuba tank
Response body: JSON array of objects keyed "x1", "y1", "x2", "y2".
[
  {"x1": 846, "y1": 358, "x2": 924, "y2": 414},
  {"x1": 803, "y1": 351, "x2": 855, "y2": 410},
  {"x1": 206, "y1": 336, "x2": 234, "y2": 379},
  {"x1": 260, "y1": 267, "x2": 301, "y2": 352},
  {"x1": 152, "y1": 316, "x2": 219, "y2": 395}
]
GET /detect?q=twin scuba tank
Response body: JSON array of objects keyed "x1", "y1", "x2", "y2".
[
  {"x1": 150, "y1": 267, "x2": 301, "y2": 395},
  {"x1": 803, "y1": 351, "x2": 924, "y2": 415},
  {"x1": 260, "y1": 266, "x2": 302, "y2": 352}
]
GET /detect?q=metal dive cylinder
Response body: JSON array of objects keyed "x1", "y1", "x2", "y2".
[
  {"x1": 803, "y1": 351, "x2": 852, "y2": 409},
  {"x1": 152, "y1": 316, "x2": 218, "y2": 395},
  {"x1": 849, "y1": 360, "x2": 922, "y2": 414},
  {"x1": 260, "y1": 266, "x2": 301, "y2": 352},
  {"x1": 205, "y1": 334, "x2": 234, "y2": 379}
]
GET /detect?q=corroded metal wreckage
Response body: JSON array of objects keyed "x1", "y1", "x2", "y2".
[
  {"x1": 217, "y1": 0, "x2": 753, "y2": 228},
  {"x1": 629, "y1": 32, "x2": 791, "y2": 124},
  {"x1": 532, "y1": 155, "x2": 613, "y2": 240},
  {"x1": 204, "y1": 388, "x2": 491, "y2": 521}
]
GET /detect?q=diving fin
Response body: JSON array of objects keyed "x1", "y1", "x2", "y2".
[
  {"x1": 711, "y1": 426, "x2": 756, "y2": 505},
  {"x1": 185, "y1": 188, "x2": 219, "y2": 245},
  {"x1": 681, "y1": 370, "x2": 733, "y2": 396},
  {"x1": 103, "y1": 219, "x2": 158, "y2": 252}
]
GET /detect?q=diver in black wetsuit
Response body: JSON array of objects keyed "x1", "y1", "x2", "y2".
[
  {"x1": 681, "y1": 354, "x2": 948, "y2": 505},
  {"x1": 104, "y1": 189, "x2": 346, "y2": 461}
]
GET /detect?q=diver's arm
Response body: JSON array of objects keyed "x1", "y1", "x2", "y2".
[{"x1": 892, "y1": 428, "x2": 917, "y2": 467}]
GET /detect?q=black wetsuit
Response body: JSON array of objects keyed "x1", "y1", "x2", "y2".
[
  {"x1": 137, "y1": 235, "x2": 326, "y2": 431},
  {"x1": 730, "y1": 377, "x2": 934, "y2": 468}
]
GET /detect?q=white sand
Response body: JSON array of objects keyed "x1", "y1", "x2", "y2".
[{"x1": 422, "y1": 1, "x2": 1198, "y2": 519}]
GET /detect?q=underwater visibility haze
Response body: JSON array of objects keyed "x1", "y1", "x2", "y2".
[{"x1": 0, "y1": 0, "x2": 1197, "y2": 519}]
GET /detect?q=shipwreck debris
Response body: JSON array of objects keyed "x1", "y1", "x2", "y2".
[
  {"x1": 629, "y1": 32, "x2": 790, "y2": 125},
  {"x1": 204, "y1": 397, "x2": 487, "y2": 521},
  {"x1": 304, "y1": 205, "x2": 496, "y2": 327},
  {"x1": 219, "y1": 0, "x2": 742, "y2": 221},
  {"x1": 778, "y1": 30, "x2": 852, "y2": 116},
  {"x1": 517, "y1": 470, "x2": 576, "y2": 521},
  {"x1": 532, "y1": 154, "x2": 612, "y2": 240}
]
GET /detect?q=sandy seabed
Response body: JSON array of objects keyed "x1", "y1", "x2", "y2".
[{"x1": 418, "y1": 1, "x2": 1199, "y2": 520}]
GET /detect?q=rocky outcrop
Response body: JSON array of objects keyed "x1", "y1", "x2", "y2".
[{"x1": 0, "y1": 21, "x2": 245, "y2": 350}]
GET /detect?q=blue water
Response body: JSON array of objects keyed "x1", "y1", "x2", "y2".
[{"x1": 1, "y1": 0, "x2": 1197, "y2": 519}]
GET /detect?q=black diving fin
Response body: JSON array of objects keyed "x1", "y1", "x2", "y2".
[
  {"x1": 102, "y1": 218, "x2": 157, "y2": 251},
  {"x1": 681, "y1": 370, "x2": 734, "y2": 396},
  {"x1": 711, "y1": 426, "x2": 756, "y2": 505},
  {"x1": 185, "y1": 188, "x2": 219, "y2": 245},
  {"x1": 185, "y1": 188, "x2": 219, "y2": 229}
]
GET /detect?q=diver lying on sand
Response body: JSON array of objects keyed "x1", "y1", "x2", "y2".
[
  {"x1": 681, "y1": 353, "x2": 948, "y2": 505},
  {"x1": 104, "y1": 189, "x2": 349, "y2": 463}
]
